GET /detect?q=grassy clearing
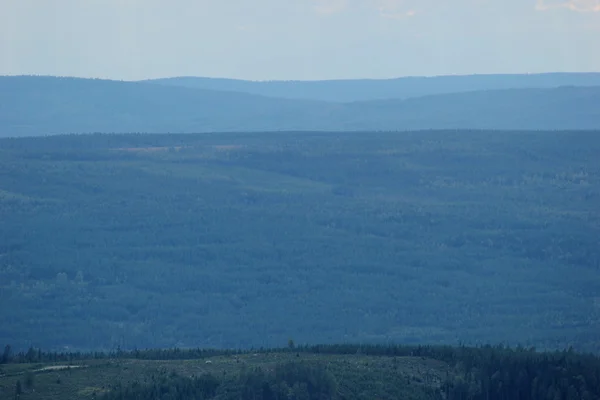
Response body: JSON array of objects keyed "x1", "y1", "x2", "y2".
[{"x1": 0, "y1": 353, "x2": 450, "y2": 400}]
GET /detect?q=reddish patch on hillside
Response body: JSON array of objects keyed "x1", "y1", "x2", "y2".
[
  {"x1": 212, "y1": 145, "x2": 244, "y2": 151},
  {"x1": 114, "y1": 146, "x2": 184, "y2": 153}
]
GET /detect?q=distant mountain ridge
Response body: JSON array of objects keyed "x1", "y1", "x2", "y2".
[
  {"x1": 142, "y1": 72, "x2": 600, "y2": 102},
  {"x1": 0, "y1": 75, "x2": 335, "y2": 137},
  {"x1": 1, "y1": 75, "x2": 600, "y2": 137}
]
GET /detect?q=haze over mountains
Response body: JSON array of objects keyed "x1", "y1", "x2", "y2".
[
  {"x1": 1, "y1": 72, "x2": 600, "y2": 137},
  {"x1": 2, "y1": 69, "x2": 600, "y2": 400},
  {"x1": 144, "y1": 72, "x2": 600, "y2": 102},
  {"x1": 0, "y1": 74, "x2": 600, "y2": 137}
]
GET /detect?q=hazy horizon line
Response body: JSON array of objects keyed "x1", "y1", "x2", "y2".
[{"x1": 2, "y1": 70, "x2": 600, "y2": 83}]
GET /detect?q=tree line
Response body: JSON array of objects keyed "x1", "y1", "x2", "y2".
[{"x1": 3, "y1": 343, "x2": 600, "y2": 399}]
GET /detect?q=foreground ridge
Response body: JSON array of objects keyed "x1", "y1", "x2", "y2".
[{"x1": 2, "y1": 343, "x2": 600, "y2": 399}]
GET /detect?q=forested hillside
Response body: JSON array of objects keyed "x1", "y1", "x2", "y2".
[
  {"x1": 0, "y1": 76, "x2": 331, "y2": 138},
  {"x1": 145, "y1": 72, "x2": 600, "y2": 102},
  {"x1": 1, "y1": 130, "x2": 599, "y2": 353},
  {"x1": 2, "y1": 76, "x2": 600, "y2": 137},
  {"x1": 1, "y1": 344, "x2": 600, "y2": 400}
]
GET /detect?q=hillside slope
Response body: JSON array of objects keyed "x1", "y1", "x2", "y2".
[
  {"x1": 1, "y1": 344, "x2": 599, "y2": 400},
  {"x1": 1, "y1": 76, "x2": 600, "y2": 137},
  {"x1": 145, "y1": 72, "x2": 600, "y2": 102},
  {"x1": 341, "y1": 86, "x2": 600, "y2": 130},
  {"x1": 0, "y1": 76, "x2": 335, "y2": 137},
  {"x1": 1, "y1": 130, "x2": 599, "y2": 352}
]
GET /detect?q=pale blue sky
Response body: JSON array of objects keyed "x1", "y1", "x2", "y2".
[{"x1": 1, "y1": 0, "x2": 599, "y2": 81}]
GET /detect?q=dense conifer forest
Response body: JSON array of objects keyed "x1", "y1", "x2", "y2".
[
  {"x1": 1, "y1": 130, "x2": 599, "y2": 354},
  {"x1": 4, "y1": 7, "x2": 600, "y2": 400}
]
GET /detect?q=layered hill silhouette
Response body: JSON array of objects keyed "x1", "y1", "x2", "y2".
[
  {"x1": 1, "y1": 75, "x2": 600, "y2": 137},
  {"x1": 144, "y1": 72, "x2": 600, "y2": 102},
  {"x1": 0, "y1": 76, "x2": 334, "y2": 137}
]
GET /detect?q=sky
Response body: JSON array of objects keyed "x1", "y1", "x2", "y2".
[{"x1": 0, "y1": 0, "x2": 599, "y2": 81}]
